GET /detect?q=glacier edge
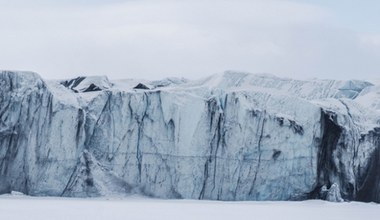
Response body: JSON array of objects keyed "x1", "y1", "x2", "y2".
[{"x1": 1, "y1": 70, "x2": 380, "y2": 202}]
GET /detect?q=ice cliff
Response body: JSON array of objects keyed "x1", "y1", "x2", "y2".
[{"x1": 1, "y1": 70, "x2": 380, "y2": 202}]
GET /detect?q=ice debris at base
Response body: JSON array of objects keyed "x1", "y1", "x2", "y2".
[
  {"x1": 320, "y1": 183, "x2": 344, "y2": 202},
  {"x1": 1, "y1": 70, "x2": 380, "y2": 202},
  {"x1": 326, "y1": 183, "x2": 344, "y2": 202}
]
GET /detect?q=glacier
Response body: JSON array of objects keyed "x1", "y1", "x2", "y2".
[{"x1": 0, "y1": 70, "x2": 379, "y2": 202}]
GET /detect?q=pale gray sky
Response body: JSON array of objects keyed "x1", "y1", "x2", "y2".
[{"x1": 0, "y1": 0, "x2": 379, "y2": 80}]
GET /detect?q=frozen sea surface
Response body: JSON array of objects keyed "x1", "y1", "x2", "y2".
[{"x1": 0, "y1": 194, "x2": 379, "y2": 220}]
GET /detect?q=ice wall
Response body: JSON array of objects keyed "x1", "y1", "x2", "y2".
[{"x1": 1, "y1": 71, "x2": 379, "y2": 202}]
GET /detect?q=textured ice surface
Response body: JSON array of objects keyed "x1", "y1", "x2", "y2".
[{"x1": 1, "y1": 70, "x2": 380, "y2": 202}]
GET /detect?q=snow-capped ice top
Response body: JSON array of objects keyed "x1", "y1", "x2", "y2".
[
  {"x1": 111, "y1": 77, "x2": 188, "y2": 90},
  {"x1": 3, "y1": 70, "x2": 376, "y2": 104},
  {"x1": 60, "y1": 76, "x2": 113, "y2": 93},
  {"x1": 2, "y1": 70, "x2": 379, "y2": 128},
  {"x1": 0, "y1": 70, "x2": 45, "y2": 93},
  {"x1": 38, "y1": 71, "x2": 374, "y2": 102},
  {"x1": 184, "y1": 71, "x2": 373, "y2": 100},
  {"x1": 355, "y1": 79, "x2": 380, "y2": 112}
]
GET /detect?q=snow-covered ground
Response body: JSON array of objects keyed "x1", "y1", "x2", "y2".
[{"x1": 0, "y1": 194, "x2": 379, "y2": 220}]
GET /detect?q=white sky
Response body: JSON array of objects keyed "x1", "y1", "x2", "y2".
[{"x1": 0, "y1": 0, "x2": 379, "y2": 80}]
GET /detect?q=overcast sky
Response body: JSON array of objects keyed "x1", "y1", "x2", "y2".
[{"x1": 0, "y1": 0, "x2": 379, "y2": 80}]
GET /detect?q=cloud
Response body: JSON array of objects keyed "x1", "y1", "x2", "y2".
[{"x1": 0, "y1": 0, "x2": 378, "y2": 80}]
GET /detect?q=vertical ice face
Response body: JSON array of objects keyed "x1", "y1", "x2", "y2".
[
  {"x1": 0, "y1": 71, "x2": 379, "y2": 202},
  {"x1": 0, "y1": 71, "x2": 84, "y2": 196},
  {"x1": 78, "y1": 89, "x2": 322, "y2": 200}
]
